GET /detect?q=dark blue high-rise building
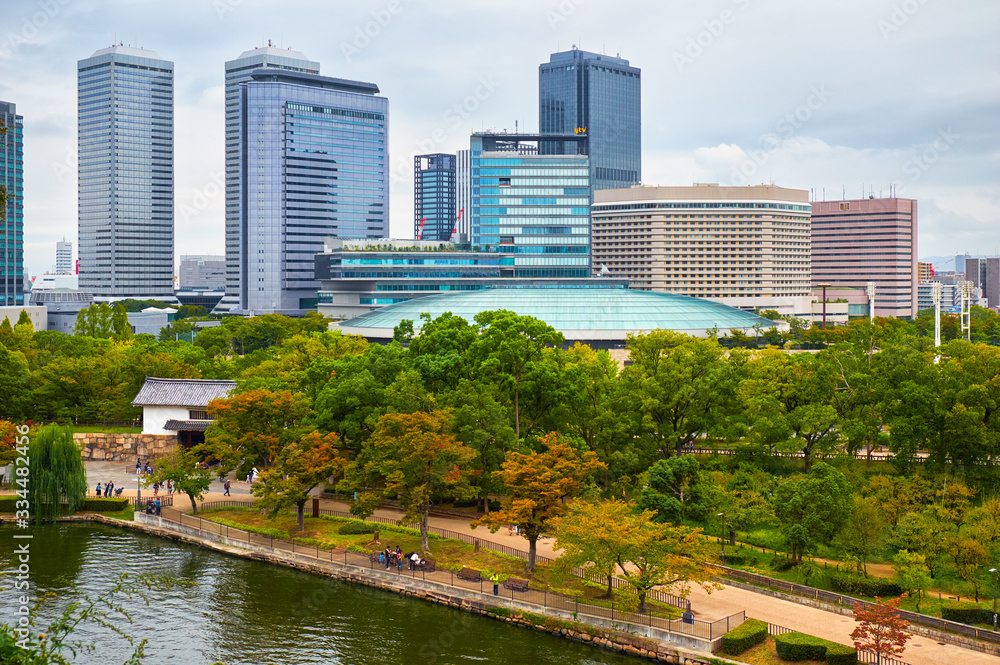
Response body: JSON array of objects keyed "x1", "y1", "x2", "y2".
[
  {"x1": 539, "y1": 48, "x2": 641, "y2": 192},
  {"x1": 0, "y1": 101, "x2": 23, "y2": 306},
  {"x1": 414, "y1": 153, "x2": 456, "y2": 241}
]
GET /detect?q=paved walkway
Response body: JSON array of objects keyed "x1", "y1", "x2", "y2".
[{"x1": 81, "y1": 461, "x2": 1000, "y2": 665}]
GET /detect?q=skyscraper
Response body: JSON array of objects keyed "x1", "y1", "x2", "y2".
[
  {"x1": 0, "y1": 101, "x2": 23, "y2": 306},
  {"x1": 224, "y1": 45, "x2": 320, "y2": 298},
  {"x1": 539, "y1": 48, "x2": 641, "y2": 192},
  {"x1": 456, "y1": 149, "x2": 471, "y2": 241},
  {"x1": 964, "y1": 257, "x2": 999, "y2": 308},
  {"x1": 239, "y1": 70, "x2": 389, "y2": 315},
  {"x1": 810, "y1": 198, "x2": 918, "y2": 318},
  {"x1": 77, "y1": 45, "x2": 174, "y2": 297},
  {"x1": 414, "y1": 153, "x2": 456, "y2": 242},
  {"x1": 56, "y1": 239, "x2": 73, "y2": 275},
  {"x1": 471, "y1": 132, "x2": 591, "y2": 277}
]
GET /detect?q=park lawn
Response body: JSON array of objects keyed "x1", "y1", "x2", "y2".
[
  {"x1": 85, "y1": 504, "x2": 135, "y2": 521},
  {"x1": 199, "y1": 508, "x2": 682, "y2": 618},
  {"x1": 731, "y1": 636, "x2": 825, "y2": 665},
  {"x1": 70, "y1": 425, "x2": 142, "y2": 434}
]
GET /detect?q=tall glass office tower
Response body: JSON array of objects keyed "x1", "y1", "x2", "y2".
[
  {"x1": 539, "y1": 48, "x2": 641, "y2": 192},
  {"x1": 224, "y1": 46, "x2": 320, "y2": 298},
  {"x1": 77, "y1": 45, "x2": 174, "y2": 297},
  {"x1": 414, "y1": 153, "x2": 456, "y2": 241},
  {"x1": 0, "y1": 101, "x2": 23, "y2": 306},
  {"x1": 471, "y1": 132, "x2": 590, "y2": 277},
  {"x1": 239, "y1": 70, "x2": 389, "y2": 315}
]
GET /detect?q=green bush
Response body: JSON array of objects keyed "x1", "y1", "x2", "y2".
[
  {"x1": 770, "y1": 556, "x2": 796, "y2": 572},
  {"x1": 338, "y1": 522, "x2": 379, "y2": 535},
  {"x1": 721, "y1": 553, "x2": 748, "y2": 566},
  {"x1": 0, "y1": 496, "x2": 128, "y2": 514},
  {"x1": 829, "y1": 572, "x2": 902, "y2": 598},
  {"x1": 942, "y1": 601, "x2": 994, "y2": 625},
  {"x1": 774, "y1": 632, "x2": 857, "y2": 664},
  {"x1": 720, "y1": 618, "x2": 767, "y2": 655}
]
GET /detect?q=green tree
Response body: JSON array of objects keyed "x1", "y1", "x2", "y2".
[
  {"x1": 147, "y1": 449, "x2": 215, "y2": 515},
  {"x1": 639, "y1": 454, "x2": 707, "y2": 524},
  {"x1": 892, "y1": 550, "x2": 932, "y2": 612},
  {"x1": 554, "y1": 500, "x2": 716, "y2": 613},
  {"x1": 74, "y1": 303, "x2": 115, "y2": 338},
  {"x1": 475, "y1": 432, "x2": 605, "y2": 571},
  {"x1": 774, "y1": 462, "x2": 853, "y2": 562},
  {"x1": 468, "y1": 310, "x2": 565, "y2": 440},
  {"x1": 344, "y1": 410, "x2": 476, "y2": 552},
  {"x1": 15, "y1": 309, "x2": 33, "y2": 332},
  {"x1": 28, "y1": 425, "x2": 87, "y2": 522},
  {"x1": 407, "y1": 311, "x2": 477, "y2": 392},
  {"x1": 837, "y1": 496, "x2": 887, "y2": 576},
  {"x1": 623, "y1": 330, "x2": 733, "y2": 457},
  {"x1": 257, "y1": 431, "x2": 347, "y2": 531},
  {"x1": 0, "y1": 344, "x2": 29, "y2": 419},
  {"x1": 111, "y1": 303, "x2": 132, "y2": 341}
]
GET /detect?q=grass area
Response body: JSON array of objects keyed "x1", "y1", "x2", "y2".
[
  {"x1": 70, "y1": 425, "x2": 142, "y2": 434},
  {"x1": 198, "y1": 507, "x2": 682, "y2": 619},
  {"x1": 732, "y1": 636, "x2": 825, "y2": 665},
  {"x1": 88, "y1": 504, "x2": 135, "y2": 521}
]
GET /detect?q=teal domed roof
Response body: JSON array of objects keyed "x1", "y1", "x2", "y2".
[{"x1": 335, "y1": 288, "x2": 775, "y2": 341}]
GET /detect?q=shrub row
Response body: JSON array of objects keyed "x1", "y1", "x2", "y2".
[
  {"x1": 0, "y1": 497, "x2": 128, "y2": 514},
  {"x1": 769, "y1": 557, "x2": 796, "y2": 572},
  {"x1": 338, "y1": 522, "x2": 379, "y2": 535},
  {"x1": 318, "y1": 515, "x2": 440, "y2": 539},
  {"x1": 720, "y1": 618, "x2": 767, "y2": 655},
  {"x1": 774, "y1": 632, "x2": 857, "y2": 665},
  {"x1": 942, "y1": 601, "x2": 994, "y2": 625},
  {"x1": 829, "y1": 572, "x2": 902, "y2": 598}
]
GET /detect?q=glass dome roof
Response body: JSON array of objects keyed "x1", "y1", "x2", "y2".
[{"x1": 336, "y1": 288, "x2": 776, "y2": 338}]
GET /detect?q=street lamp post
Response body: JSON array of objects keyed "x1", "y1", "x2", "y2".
[
  {"x1": 717, "y1": 512, "x2": 726, "y2": 563},
  {"x1": 991, "y1": 568, "x2": 998, "y2": 631},
  {"x1": 134, "y1": 476, "x2": 140, "y2": 506}
]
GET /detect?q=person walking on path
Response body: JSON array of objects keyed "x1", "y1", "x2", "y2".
[
  {"x1": 96, "y1": 482, "x2": 102, "y2": 497},
  {"x1": 224, "y1": 480, "x2": 231, "y2": 496},
  {"x1": 490, "y1": 572, "x2": 500, "y2": 596},
  {"x1": 166, "y1": 480, "x2": 172, "y2": 495},
  {"x1": 136, "y1": 458, "x2": 141, "y2": 475}
]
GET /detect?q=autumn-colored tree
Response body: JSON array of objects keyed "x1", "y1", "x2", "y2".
[
  {"x1": 475, "y1": 432, "x2": 605, "y2": 571},
  {"x1": 554, "y1": 500, "x2": 716, "y2": 613},
  {"x1": 343, "y1": 410, "x2": 476, "y2": 552},
  {"x1": 147, "y1": 449, "x2": 215, "y2": 515},
  {"x1": 256, "y1": 431, "x2": 347, "y2": 531},
  {"x1": 201, "y1": 389, "x2": 310, "y2": 474},
  {"x1": 0, "y1": 420, "x2": 19, "y2": 467},
  {"x1": 851, "y1": 597, "x2": 911, "y2": 665}
]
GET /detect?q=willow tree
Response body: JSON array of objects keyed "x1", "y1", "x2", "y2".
[{"x1": 29, "y1": 425, "x2": 87, "y2": 522}]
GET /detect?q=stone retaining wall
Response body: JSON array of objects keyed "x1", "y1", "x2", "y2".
[{"x1": 75, "y1": 433, "x2": 179, "y2": 462}]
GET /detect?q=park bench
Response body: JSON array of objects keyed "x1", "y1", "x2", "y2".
[
  {"x1": 503, "y1": 577, "x2": 529, "y2": 592},
  {"x1": 418, "y1": 560, "x2": 436, "y2": 573},
  {"x1": 457, "y1": 567, "x2": 481, "y2": 582}
]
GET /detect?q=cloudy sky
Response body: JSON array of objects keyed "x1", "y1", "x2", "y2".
[{"x1": 1, "y1": 0, "x2": 997, "y2": 276}]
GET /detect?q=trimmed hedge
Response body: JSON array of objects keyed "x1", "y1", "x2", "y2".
[
  {"x1": 0, "y1": 497, "x2": 128, "y2": 514},
  {"x1": 775, "y1": 632, "x2": 857, "y2": 665},
  {"x1": 338, "y1": 522, "x2": 379, "y2": 535},
  {"x1": 829, "y1": 572, "x2": 902, "y2": 598},
  {"x1": 942, "y1": 601, "x2": 994, "y2": 625},
  {"x1": 720, "y1": 618, "x2": 767, "y2": 655}
]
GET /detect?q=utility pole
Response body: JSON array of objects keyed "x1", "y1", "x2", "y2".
[{"x1": 866, "y1": 282, "x2": 876, "y2": 323}]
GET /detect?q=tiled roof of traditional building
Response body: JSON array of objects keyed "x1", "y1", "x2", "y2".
[{"x1": 131, "y1": 377, "x2": 236, "y2": 408}]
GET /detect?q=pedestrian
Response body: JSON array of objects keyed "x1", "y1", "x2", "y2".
[
  {"x1": 490, "y1": 572, "x2": 500, "y2": 596},
  {"x1": 96, "y1": 482, "x2": 102, "y2": 497},
  {"x1": 251, "y1": 467, "x2": 259, "y2": 484},
  {"x1": 106, "y1": 481, "x2": 114, "y2": 498},
  {"x1": 154, "y1": 497, "x2": 161, "y2": 516},
  {"x1": 136, "y1": 458, "x2": 141, "y2": 475},
  {"x1": 384, "y1": 547, "x2": 391, "y2": 570},
  {"x1": 410, "y1": 552, "x2": 420, "y2": 571},
  {"x1": 153, "y1": 482, "x2": 160, "y2": 497},
  {"x1": 224, "y1": 480, "x2": 231, "y2": 496},
  {"x1": 166, "y1": 480, "x2": 172, "y2": 495}
]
